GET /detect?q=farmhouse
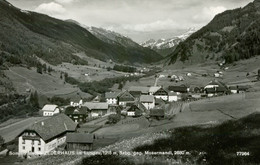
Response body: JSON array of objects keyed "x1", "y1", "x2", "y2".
[
  {"x1": 229, "y1": 86, "x2": 238, "y2": 94},
  {"x1": 168, "y1": 91, "x2": 177, "y2": 102},
  {"x1": 168, "y1": 85, "x2": 189, "y2": 95},
  {"x1": 126, "y1": 103, "x2": 146, "y2": 117},
  {"x1": 66, "y1": 133, "x2": 93, "y2": 151},
  {"x1": 204, "y1": 80, "x2": 228, "y2": 96},
  {"x1": 140, "y1": 95, "x2": 155, "y2": 110},
  {"x1": 118, "y1": 91, "x2": 135, "y2": 107},
  {"x1": 153, "y1": 87, "x2": 168, "y2": 101},
  {"x1": 82, "y1": 102, "x2": 108, "y2": 117},
  {"x1": 18, "y1": 114, "x2": 77, "y2": 157},
  {"x1": 105, "y1": 92, "x2": 121, "y2": 105},
  {"x1": 42, "y1": 104, "x2": 60, "y2": 116},
  {"x1": 128, "y1": 86, "x2": 150, "y2": 96},
  {"x1": 65, "y1": 106, "x2": 89, "y2": 123}
]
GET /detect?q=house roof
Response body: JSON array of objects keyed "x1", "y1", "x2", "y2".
[
  {"x1": 229, "y1": 86, "x2": 238, "y2": 90},
  {"x1": 83, "y1": 102, "x2": 108, "y2": 110},
  {"x1": 154, "y1": 87, "x2": 168, "y2": 95},
  {"x1": 42, "y1": 104, "x2": 58, "y2": 112},
  {"x1": 105, "y1": 92, "x2": 121, "y2": 99},
  {"x1": 150, "y1": 108, "x2": 164, "y2": 117},
  {"x1": 66, "y1": 133, "x2": 93, "y2": 144},
  {"x1": 140, "y1": 95, "x2": 154, "y2": 103},
  {"x1": 168, "y1": 91, "x2": 177, "y2": 96},
  {"x1": 149, "y1": 86, "x2": 161, "y2": 93},
  {"x1": 118, "y1": 91, "x2": 135, "y2": 101},
  {"x1": 168, "y1": 86, "x2": 188, "y2": 93},
  {"x1": 65, "y1": 106, "x2": 89, "y2": 115},
  {"x1": 24, "y1": 114, "x2": 77, "y2": 142},
  {"x1": 128, "y1": 86, "x2": 150, "y2": 93}
]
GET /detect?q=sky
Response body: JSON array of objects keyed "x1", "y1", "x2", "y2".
[{"x1": 9, "y1": 0, "x2": 253, "y2": 42}]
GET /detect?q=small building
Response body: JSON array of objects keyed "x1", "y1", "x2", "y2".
[
  {"x1": 105, "y1": 92, "x2": 120, "y2": 105},
  {"x1": 18, "y1": 114, "x2": 77, "y2": 157},
  {"x1": 237, "y1": 86, "x2": 250, "y2": 93},
  {"x1": 42, "y1": 104, "x2": 60, "y2": 116},
  {"x1": 204, "y1": 80, "x2": 228, "y2": 96},
  {"x1": 168, "y1": 91, "x2": 177, "y2": 102},
  {"x1": 149, "y1": 108, "x2": 164, "y2": 119},
  {"x1": 128, "y1": 86, "x2": 150, "y2": 96},
  {"x1": 140, "y1": 95, "x2": 155, "y2": 110},
  {"x1": 82, "y1": 102, "x2": 108, "y2": 117},
  {"x1": 118, "y1": 91, "x2": 135, "y2": 107},
  {"x1": 168, "y1": 85, "x2": 189, "y2": 95},
  {"x1": 66, "y1": 133, "x2": 93, "y2": 151},
  {"x1": 65, "y1": 107, "x2": 89, "y2": 123},
  {"x1": 126, "y1": 103, "x2": 146, "y2": 117},
  {"x1": 153, "y1": 87, "x2": 168, "y2": 101}
]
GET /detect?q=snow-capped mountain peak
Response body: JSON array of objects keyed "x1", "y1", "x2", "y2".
[{"x1": 141, "y1": 28, "x2": 196, "y2": 49}]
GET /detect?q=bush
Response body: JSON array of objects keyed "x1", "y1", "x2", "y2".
[{"x1": 107, "y1": 114, "x2": 121, "y2": 124}]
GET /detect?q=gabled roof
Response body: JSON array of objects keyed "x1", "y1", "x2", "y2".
[
  {"x1": 83, "y1": 102, "x2": 108, "y2": 110},
  {"x1": 24, "y1": 114, "x2": 77, "y2": 142},
  {"x1": 229, "y1": 86, "x2": 238, "y2": 90},
  {"x1": 128, "y1": 86, "x2": 150, "y2": 93},
  {"x1": 118, "y1": 91, "x2": 135, "y2": 101},
  {"x1": 149, "y1": 86, "x2": 161, "y2": 93},
  {"x1": 154, "y1": 87, "x2": 168, "y2": 95},
  {"x1": 42, "y1": 104, "x2": 58, "y2": 112},
  {"x1": 105, "y1": 92, "x2": 121, "y2": 99},
  {"x1": 140, "y1": 95, "x2": 154, "y2": 103},
  {"x1": 168, "y1": 91, "x2": 177, "y2": 96},
  {"x1": 66, "y1": 133, "x2": 93, "y2": 144},
  {"x1": 168, "y1": 86, "x2": 188, "y2": 93}
]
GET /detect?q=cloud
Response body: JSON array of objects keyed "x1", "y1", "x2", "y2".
[
  {"x1": 35, "y1": 2, "x2": 66, "y2": 15},
  {"x1": 55, "y1": 0, "x2": 76, "y2": 4},
  {"x1": 120, "y1": 19, "x2": 179, "y2": 32},
  {"x1": 193, "y1": 6, "x2": 227, "y2": 23}
]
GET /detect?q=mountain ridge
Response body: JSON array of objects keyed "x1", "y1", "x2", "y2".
[
  {"x1": 167, "y1": 0, "x2": 260, "y2": 65},
  {"x1": 0, "y1": 0, "x2": 162, "y2": 66}
]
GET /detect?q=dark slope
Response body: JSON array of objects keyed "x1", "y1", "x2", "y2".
[
  {"x1": 0, "y1": 0, "x2": 162, "y2": 65},
  {"x1": 168, "y1": 0, "x2": 260, "y2": 65}
]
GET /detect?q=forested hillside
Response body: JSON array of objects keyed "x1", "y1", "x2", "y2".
[{"x1": 168, "y1": 0, "x2": 260, "y2": 65}]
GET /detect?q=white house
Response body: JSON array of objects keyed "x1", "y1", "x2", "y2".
[
  {"x1": 42, "y1": 104, "x2": 60, "y2": 116},
  {"x1": 18, "y1": 114, "x2": 77, "y2": 157},
  {"x1": 140, "y1": 95, "x2": 155, "y2": 110},
  {"x1": 82, "y1": 102, "x2": 109, "y2": 117},
  {"x1": 168, "y1": 91, "x2": 177, "y2": 102},
  {"x1": 105, "y1": 92, "x2": 120, "y2": 105},
  {"x1": 153, "y1": 87, "x2": 168, "y2": 101}
]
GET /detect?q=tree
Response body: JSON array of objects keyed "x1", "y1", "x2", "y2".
[
  {"x1": 60, "y1": 72, "x2": 63, "y2": 79},
  {"x1": 107, "y1": 114, "x2": 120, "y2": 124},
  {"x1": 42, "y1": 64, "x2": 47, "y2": 72},
  {"x1": 36, "y1": 64, "x2": 42, "y2": 74},
  {"x1": 258, "y1": 69, "x2": 260, "y2": 81},
  {"x1": 30, "y1": 91, "x2": 39, "y2": 108},
  {"x1": 0, "y1": 135, "x2": 5, "y2": 148},
  {"x1": 47, "y1": 66, "x2": 52, "y2": 73}
]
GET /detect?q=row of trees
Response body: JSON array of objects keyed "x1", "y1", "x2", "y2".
[{"x1": 112, "y1": 64, "x2": 137, "y2": 73}]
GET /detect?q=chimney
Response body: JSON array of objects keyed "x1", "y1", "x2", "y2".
[{"x1": 41, "y1": 122, "x2": 44, "y2": 126}]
